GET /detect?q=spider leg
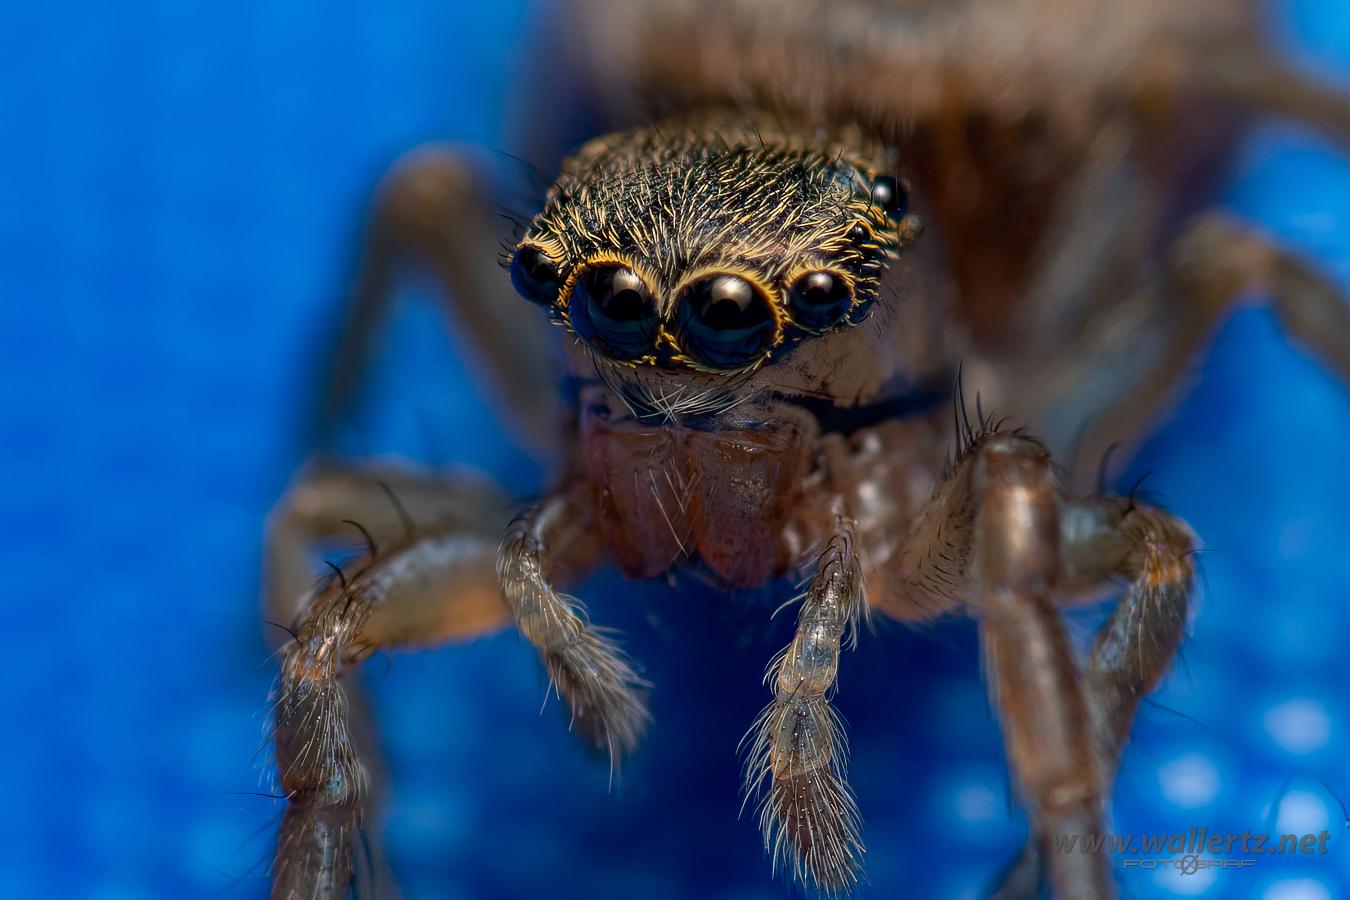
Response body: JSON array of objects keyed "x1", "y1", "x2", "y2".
[
  {"x1": 744, "y1": 502, "x2": 867, "y2": 895},
  {"x1": 1010, "y1": 212, "x2": 1350, "y2": 468},
  {"x1": 317, "y1": 145, "x2": 561, "y2": 457},
  {"x1": 1075, "y1": 497, "x2": 1197, "y2": 811},
  {"x1": 497, "y1": 486, "x2": 651, "y2": 765},
  {"x1": 267, "y1": 467, "x2": 640, "y2": 899},
  {"x1": 265, "y1": 457, "x2": 509, "y2": 630},
  {"x1": 899, "y1": 430, "x2": 1113, "y2": 899},
  {"x1": 1040, "y1": 30, "x2": 1350, "y2": 335},
  {"x1": 264, "y1": 460, "x2": 510, "y2": 899},
  {"x1": 1200, "y1": 52, "x2": 1350, "y2": 148},
  {"x1": 270, "y1": 523, "x2": 509, "y2": 900},
  {"x1": 992, "y1": 494, "x2": 1196, "y2": 899}
]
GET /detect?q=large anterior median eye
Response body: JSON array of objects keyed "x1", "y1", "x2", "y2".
[
  {"x1": 676, "y1": 274, "x2": 776, "y2": 369},
  {"x1": 569, "y1": 264, "x2": 658, "y2": 360}
]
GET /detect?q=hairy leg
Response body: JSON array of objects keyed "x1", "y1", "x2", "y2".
[
  {"x1": 264, "y1": 460, "x2": 512, "y2": 900},
  {"x1": 270, "y1": 525, "x2": 508, "y2": 900},
  {"x1": 268, "y1": 472, "x2": 647, "y2": 899},
  {"x1": 1063, "y1": 498, "x2": 1197, "y2": 788},
  {"x1": 994, "y1": 494, "x2": 1197, "y2": 897},
  {"x1": 743, "y1": 503, "x2": 868, "y2": 894},
  {"x1": 497, "y1": 486, "x2": 650, "y2": 764},
  {"x1": 899, "y1": 430, "x2": 1113, "y2": 899},
  {"x1": 317, "y1": 145, "x2": 561, "y2": 457}
]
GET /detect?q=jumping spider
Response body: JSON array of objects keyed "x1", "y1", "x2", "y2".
[{"x1": 263, "y1": 1, "x2": 1350, "y2": 897}]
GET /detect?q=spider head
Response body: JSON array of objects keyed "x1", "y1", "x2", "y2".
[{"x1": 509, "y1": 118, "x2": 921, "y2": 376}]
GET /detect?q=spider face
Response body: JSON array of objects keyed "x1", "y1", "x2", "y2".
[{"x1": 510, "y1": 118, "x2": 920, "y2": 374}]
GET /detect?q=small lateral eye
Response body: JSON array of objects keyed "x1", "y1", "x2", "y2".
[
  {"x1": 870, "y1": 175, "x2": 908, "y2": 219},
  {"x1": 510, "y1": 244, "x2": 561, "y2": 304},
  {"x1": 569, "y1": 264, "x2": 659, "y2": 360},
  {"x1": 787, "y1": 271, "x2": 852, "y2": 330},
  {"x1": 676, "y1": 274, "x2": 776, "y2": 369}
]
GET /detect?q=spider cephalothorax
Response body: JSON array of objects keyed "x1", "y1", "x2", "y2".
[{"x1": 510, "y1": 116, "x2": 920, "y2": 373}]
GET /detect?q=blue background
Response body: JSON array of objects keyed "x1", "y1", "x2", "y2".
[{"x1": 4, "y1": 2, "x2": 1350, "y2": 898}]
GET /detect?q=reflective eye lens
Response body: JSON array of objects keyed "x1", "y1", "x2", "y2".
[
  {"x1": 787, "y1": 271, "x2": 852, "y2": 330},
  {"x1": 569, "y1": 265, "x2": 658, "y2": 359},
  {"x1": 510, "y1": 245, "x2": 561, "y2": 304},
  {"x1": 871, "y1": 175, "x2": 908, "y2": 219},
  {"x1": 676, "y1": 274, "x2": 775, "y2": 369}
]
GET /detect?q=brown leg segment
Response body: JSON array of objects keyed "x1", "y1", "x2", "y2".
[
  {"x1": 264, "y1": 461, "x2": 512, "y2": 900},
  {"x1": 318, "y1": 145, "x2": 561, "y2": 457},
  {"x1": 897, "y1": 430, "x2": 1111, "y2": 899},
  {"x1": 1064, "y1": 498, "x2": 1197, "y2": 786},
  {"x1": 265, "y1": 458, "x2": 509, "y2": 631},
  {"x1": 271, "y1": 528, "x2": 508, "y2": 900},
  {"x1": 999, "y1": 45, "x2": 1350, "y2": 460},
  {"x1": 268, "y1": 477, "x2": 639, "y2": 899},
  {"x1": 1201, "y1": 52, "x2": 1350, "y2": 149},
  {"x1": 1012, "y1": 211, "x2": 1350, "y2": 467},
  {"x1": 971, "y1": 436, "x2": 1112, "y2": 900},
  {"x1": 744, "y1": 506, "x2": 868, "y2": 894},
  {"x1": 993, "y1": 496, "x2": 1196, "y2": 898}
]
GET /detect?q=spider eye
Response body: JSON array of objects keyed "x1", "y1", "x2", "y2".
[
  {"x1": 870, "y1": 175, "x2": 908, "y2": 219},
  {"x1": 787, "y1": 271, "x2": 852, "y2": 330},
  {"x1": 569, "y1": 265, "x2": 658, "y2": 360},
  {"x1": 510, "y1": 245, "x2": 561, "y2": 304},
  {"x1": 676, "y1": 274, "x2": 776, "y2": 369}
]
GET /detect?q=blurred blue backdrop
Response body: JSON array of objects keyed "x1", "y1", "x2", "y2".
[{"x1": 3, "y1": 2, "x2": 1350, "y2": 898}]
